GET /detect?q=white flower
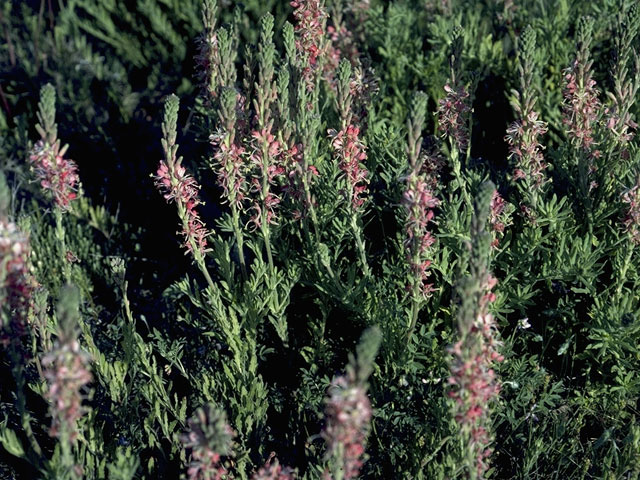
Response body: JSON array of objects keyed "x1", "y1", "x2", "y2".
[{"x1": 518, "y1": 317, "x2": 531, "y2": 329}]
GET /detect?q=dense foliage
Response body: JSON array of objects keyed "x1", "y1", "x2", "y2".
[{"x1": 1, "y1": 0, "x2": 640, "y2": 479}]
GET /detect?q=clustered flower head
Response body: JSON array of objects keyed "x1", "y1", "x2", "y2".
[
  {"x1": 211, "y1": 132, "x2": 248, "y2": 211},
  {"x1": 328, "y1": 124, "x2": 369, "y2": 210},
  {"x1": 447, "y1": 273, "x2": 503, "y2": 477},
  {"x1": 29, "y1": 84, "x2": 80, "y2": 211},
  {"x1": 0, "y1": 219, "x2": 33, "y2": 342},
  {"x1": 252, "y1": 455, "x2": 296, "y2": 480},
  {"x1": 562, "y1": 18, "x2": 602, "y2": 156},
  {"x1": 505, "y1": 109, "x2": 548, "y2": 188},
  {"x1": 180, "y1": 405, "x2": 235, "y2": 480},
  {"x1": 195, "y1": 0, "x2": 237, "y2": 101},
  {"x1": 488, "y1": 189, "x2": 512, "y2": 248},
  {"x1": 321, "y1": 374, "x2": 372, "y2": 480},
  {"x1": 155, "y1": 95, "x2": 210, "y2": 257},
  {"x1": 505, "y1": 27, "x2": 549, "y2": 192},
  {"x1": 404, "y1": 94, "x2": 440, "y2": 298},
  {"x1": 562, "y1": 61, "x2": 601, "y2": 153},
  {"x1": 291, "y1": 0, "x2": 329, "y2": 89},
  {"x1": 403, "y1": 167, "x2": 440, "y2": 296},
  {"x1": 155, "y1": 162, "x2": 210, "y2": 256},
  {"x1": 437, "y1": 82, "x2": 471, "y2": 153},
  {"x1": 42, "y1": 336, "x2": 92, "y2": 443},
  {"x1": 282, "y1": 143, "x2": 319, "y2": 220},
  {"x1": 248, "y1": 129, "x2": 285, "y2": 229},
  {"x1": 28, "y1": 140, "x2": 79, "y2": 211},
  {"x1": 622, "y1": 179, "x2": 640, "y2": 245}
]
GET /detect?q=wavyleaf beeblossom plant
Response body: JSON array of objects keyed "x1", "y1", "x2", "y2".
[
  {"x1": 329, "y1": 59, "x2": 371, "y2": 276},
  {"x1": 0, "y1": 217, "x2": 32, "y2": 342},
  {"x1": 42, "y1": 286, "x2": 92, "y2": 480},
  {"x1": 488, "y1": 190, "x2": 512, "y2": 248},
  {"x1": 321, "y1": 375, "x2": 372, "y2": 480},
  {"x1": 562, "y1": 17, "x2": 601, "y2": 157},
  {"x1": 196, "y1": 0, "x2": 237, "y2": 101},
  {"x1": 321, "y1": 327, "x2": 380, "y2": 480},
  {"x1": 155, "y1": 95, "x2": 211, "y2": 260},
  {"x1": 291, "y1": 0, "x2": 330, "y2": 90},
  {"x1": 448, "y1": 183, "x2": 503, "y2": 479},
  {"x1": 622, "y1": 178, "x2": 640, "y2": 245},
  {"x1": 180, "y1": 405, "x2": 235, "y2": 480},
  {"x1": 28, "y1": 84, "x2": 79, "y2": 212},
  {"x1": 505, "y1": 27, "x2": 548, "y2": 205},
  {"x1": 605, "y1": 8, "x2": 640, "y2": 149},
  {"x1": 329, "y1": 59, "x2": 369, "y2": 210},
  {"x1": 404, "y1": 92, "x2": 439, "y2": 337},
  {"x1": 437, "y1": 30, "x2": 471, "y2": 159},
  {"x1": 5, "y1": 2, "x2": 640, "y2": 479}
]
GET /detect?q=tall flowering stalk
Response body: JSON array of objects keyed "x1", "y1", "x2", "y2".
[
  {"x1": 211, "y1": 87, "x2": 249, "y2": 278},
  {"x1": 437, "y1": 30, "x2": 471, "y2": 160},
  {"x1": 614, "y1": 175, "x2": 640, "y2": 299},
  {"x1": 605, "y1": 7, "x2": 640, "y2": 149},
  {"x1": 29, "y1": 84, "x2": 79, "y2": 212},
  {"x1": 154, "y1": 95, "x2": 215, "y2": 290},
  {"x1": 622, "y1": 177, "x2": 640, "y2": 246},
  {"x1": 488, "y1": 190, "x2": 513, "y2": 249},
  {"x1": 329, "y1": 59, "x2": 370, "y2": 276},
  {"x1": 29, "y1": 84, "x2": 80, "y2": 283},
  {"x1": 404, "y1": 92, "x2": 440, "y2": 339},
  {"x1": 249, "y1": 14, "x2": 284, "y2": 273},
  {"x1": 562, "y1": 18, "x2": 601, "y2": 154},
  {"x1": 0, "y1": 219, "x2": 32, "y2": 342},
  {"x1": 447, "y1": 183, "x2": 503, "y2": 479},
  {"x1": 321, "y1": 327, "x2": 380, "y2": 480},
  {"x1": 196, "y1": 0, "x2": 238, "y2": 101},
  {"x1": 437, "y1": 30, "x2": 472, "y2": 208},
  {"x1": 42, "y1": 286, "x2": 92, "y2": 480},
  {"x1": 505, "y1": 27, "x2": 548, "y2": 209},
  {"x1": 282, "y1": 22, "x2": 322, "y2": 236},
  {"x1": 180, "y1": 405, "x2": 235, "y2": 480},
  {"x1": 0, "y1": 173, "x2": 43, "y2": 464},
  {"x1": 291, "y1": 0, "x2": 330, "y2": 90}
]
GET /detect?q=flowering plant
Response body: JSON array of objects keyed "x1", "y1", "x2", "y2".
[{"x1": 0, "y1": 1, "x2": 640, "y2": 480}]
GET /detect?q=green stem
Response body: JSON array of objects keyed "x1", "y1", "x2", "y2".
[
  {"x1": 54, "y1": 208, "x2": 70, "y2": 284},
  {"x1": 451, "y1": 146, "x2": 471, "y2": 210},
  {"x1": 350, "y1": 212, "x2": 370, "y2": 278},
  {"x1": 406, "y1": 263, "x2": 422, "y2": 341},
  {"x1": 231, "y1": 206, "x2": 248, "y2": 280},
  {"x1": 8, "y1": 345, "x2": 43, "y2": 466},
  {"x1": 615, "y1": 241, "x2": 634, "y2": 299}
]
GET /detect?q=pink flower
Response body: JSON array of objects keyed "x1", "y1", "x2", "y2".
[
  {"x1": 437, "y1": 83, "x2": 471, "y2": 152},
  {"x1": 447, "y1": 276, "x2": 503, "y2": 477},
  {"x1": 281, "y1": 144, "x2": 319, "y2": 220},
  {"x1": 622, "y1": 180, "x2": 640, "y2": 245},
  {"x1": 180, "y1": 405, "x2": 235, "y2": 480},
  {"x1": 321, "y1": 375, "x2": 372, "y2": 479},
  {"x1": 505, "y1": 106, "x2": 548, "y2": 189},
  {"x1": 489, "y1": 190, "x2": 512, "y2": 248},
  {"x1": 328, "y1": 124, "x2": 369, "y2": 209},
  {"x1": 155, "y1": 161, "x2": 210, "y2": 256},
  {"x1": 211, "y1": 133, "x2": 248, "y2": 211},
  {"x1": 403, "y1": 164, "x2": 440, "y2": 297},
  {"x1": 291, "y1": 0, "x2": 329, "y2": 89},
  {"x1": 252, "y1": 455, "x2": 296, "y2": 480},
  {"x1": 42, "y1": 337, "x2": 92, "y2": 443},
  {"x1": 562, "y1": 61, "x2": 601, "y2": 153},
  {"x1": 0, "y1": 219, "x2": 34, "y2": 344},
  {"x1": 248, "y1": 130, "x2": 285, "y2": 229},
  {"x1": 28, "y1": 140, "x2": 79, "y2": 210}
]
